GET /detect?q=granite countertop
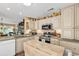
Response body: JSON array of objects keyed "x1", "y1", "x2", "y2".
[
  {"x1": 0, "y1": 34, "x2": 33, "y2": 41},
  {"x1": 0, "y1": 36, "x2": 15, "y2": 41},
  {"x1": 1, "y1": 34, "x2": 79, "y2": 43},
  {"x1": 35, "y1": 35, "x2": 79, "y2": 43},
  {"x1": 60, "y1": 38, "x2": 79, "y2": 43},
  {"x1": 14, "y1": 34, "x2": 32, "y2": 38}
]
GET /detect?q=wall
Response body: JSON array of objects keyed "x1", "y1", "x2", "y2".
[
  {"x1": 0, "y1": 17, "x2": 18, "y2": 24},
  {"x1": 35, "y1": 16, "x2": 61, "y2": 34}
]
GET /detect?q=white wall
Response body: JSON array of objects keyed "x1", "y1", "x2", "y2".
[{"x1": 0, "y1": 17, "x2": 18, "y2": 24}]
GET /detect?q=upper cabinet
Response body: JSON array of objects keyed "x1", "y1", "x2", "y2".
[
  {"x1": 61, "y1": 5, "x2": 75, "y2": 29},
  {"x1": 75, "y1": 4, "x2": 79, "y2": 29},
  {"x1": 52, "y1": 16, "x2": 61, "y2": 29},
  {"x1": 61, "y1": 4, "x2": 79, "y2": 40},
  {"x1": 75, "y1": 4, "x2": 79, "y2": 40},
  {"x1": 37, "y1": 16, "x2": 61, "y2": 30},
  {"x1": 24, "y1": 17, "x2": 31, "y2": 34},
  {"x1": 61, "y1": 5, "x2": 75, "y2": 39}
]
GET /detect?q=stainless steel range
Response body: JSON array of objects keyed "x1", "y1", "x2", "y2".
[{"x1": 39, "y1": 32, "x2": 52, "y2": 43}]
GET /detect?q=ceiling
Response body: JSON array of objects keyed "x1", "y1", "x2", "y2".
[{"x1": 0, "y1": 3, "x2": 74, "y2": 24}]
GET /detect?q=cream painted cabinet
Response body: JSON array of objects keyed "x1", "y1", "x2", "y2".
[
  {"x1": 37, "y1": 16, "x2": 61, "y2": 30},
  {"x1": 61, "y1": 5, "x2": 75, "y2": 39},
  {"x1": 24, "y1": 17, "x2": 35, "y2": 34},
  {"x1": 75, "y1": 4, "x2": 79, "y2": 29},
  {"x1": 30, "y1": 20, "x2": 35, "y2": 29},
  {"x1": 61, "y1": 5, "x2": 74, "y2": 28},
  {"x1": 52, "y1": 16, "x2": 61, "y2": 29},
  {"x1": 75, "y1": 4, "x2": 79, "y2": 40},
  {"x1": 75, "y1": 29, "x2": 79, "y2": 40},
  {"x1": 61, "y1": 29, "x2": 74, "y2": 39},
  {"x1": 61, "y1": 29, "x2": 75, "y2": 39},
  {"x1": 35, "y1": 20, "x2": 39, "y2": 30},
  {"x1": 15, "y1": 37, "x2": 30, "y2": 53},
  {"x1": 60, "y1": 41, "x2": 79, "y2": 55}
]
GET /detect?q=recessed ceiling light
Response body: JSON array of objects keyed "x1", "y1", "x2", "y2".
[
  {"x1": 24, "y1": 3, "x2": 31, "y2": 6},
  {"x1": 6, "y1": 8, "x2": 11, "y2": 11}
]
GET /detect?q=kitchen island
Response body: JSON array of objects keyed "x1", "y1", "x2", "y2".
[{"x1": 23, "y1": 39, "x2": 65, "y2": 56}]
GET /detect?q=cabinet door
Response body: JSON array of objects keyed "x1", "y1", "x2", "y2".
[
  {"x1": 30, "y1": 20, "x2": 34, "y2": 29},
  {"x1": 53, "y1": 16, "x2": 61, "y2": 28},
  {"x1": 15, "y1": 38, "x2": 29, "y2": 53},
  {"x1": 75, "y1": 4, "x2": 79, "y2": 29},
  {"x1": 61, "y1": 5, "x2": 74, "y2": 28},
  {"x1": 61, "y1": 29, "x2": 74, "y2": 39},
  {"x1": 75, "y1": 29, "x2": 79, "y2": 40},
  {"x1": 60, "y1": 41, "x2": 79, "y2": 55}
]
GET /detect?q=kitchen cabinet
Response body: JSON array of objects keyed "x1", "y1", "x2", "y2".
[
  {"x1": 37, "y1": 16, "x2": 61, "y2": 30},
  {"x1": 61, "y1": 29, "x2": 75, "y2": 39},
  {"x1": 61, "y1": 5, "x2": 74, "y2": 29},
  {"x1": 15, "y1": 36, "x2": 34, "y2": 54},
  {"x1": 15, "y1": 37, "x2": 29, "y2": 53},
  {"x1": 61, "y1": 29, "x2": 74, "y2": 39},
  {"x1": 61, "y1": 5, "x2": 75, "y2": 39},
  {"x1": 52, "y1": 16, "x2": 61, "y2": 29},
  {"x1": 60, "y1": 41, "x2": 79, "y2": 55},
  {"x1": 0, "y1": 39, "x2": 15, "y2": 56},
  {"x1": 75, "y1": 29, "x2": 79, "y2": 40},
  {"x1": 61, "y1": 4, "x2": 79, "y2": 40},
  {"x1": 24, "y1": 18, "x2": 30, "y2": 34},
  {"x1": 75, "y1": 4, "x2": 79, "y2": 40},
  {"x1": 75, "y1": 4, "x2": 79, "y2": 29},
  {"x1": 30, "y1": 20, "x2": 35, "y2": 30},
  {"x1": 24, "y1": 17, "x2": 36, "y2": 34},
  {"x1": 15, "y1": 38, "x2": 25, "y2": 53}
]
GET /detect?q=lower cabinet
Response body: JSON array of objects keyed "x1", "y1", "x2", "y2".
[
  {"x1": 15, "y1": 38, "x2": 24, "y2": 53},
  {"x1": 60, "y1": 41, "x2": 79, "y2": 55},
  {"x1": 15, "y1": 37, "x2": 34, "y2": 54},
  {"x1": 75, "y1": 29, "x2": 79, "y2": 40},
  {"x1": 61, "y1": 28, "x2": 79, "y2": 40},
  {"x1": 15, "y1": 37, "x2": 29, "y2": 53}
]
